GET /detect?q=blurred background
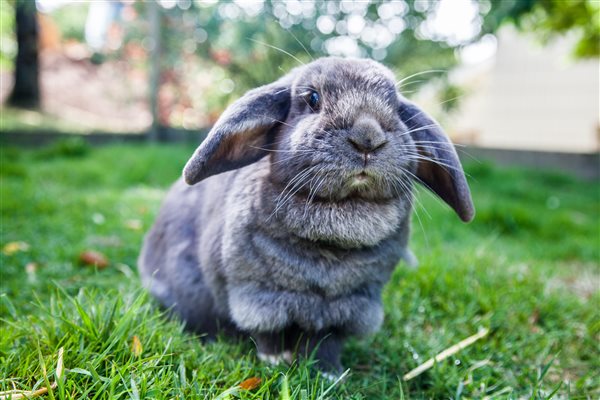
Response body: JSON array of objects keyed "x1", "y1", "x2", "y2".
[{"x1": 0, "y1": 0, "x2": 598, "y2": 176}]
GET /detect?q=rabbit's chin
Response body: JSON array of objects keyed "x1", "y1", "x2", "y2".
[
  {"x1": 276, "y1": 195, "x2": 408, "y2": 248},
  {"x1": 338, "y1": 172, "x2": 393, "y2": 200},
  {"x1": 321, "y1": 171, "x2": 408, "y2": 203},
  {"x1": 264, "y1": 180, "x2": 411, "y2": 248}
]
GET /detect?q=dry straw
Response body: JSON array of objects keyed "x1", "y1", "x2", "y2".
[
  {"x1": 0, "y1": 347, "x2": 64, "y2": 399},
  {"x1": 403, "y1": 327, "x2": 490, "y2": 381}
]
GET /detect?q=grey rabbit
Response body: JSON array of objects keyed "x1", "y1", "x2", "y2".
[{"x1": 138, "y1": 57, "x2": 474, "y2": 377}]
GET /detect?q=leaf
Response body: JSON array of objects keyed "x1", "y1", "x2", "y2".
[
  {"x1": 68, "y1": 368, "x2": 93, "y2": 377},
  {"x1": 0, "y1": 294, "x2": 17, "y2": 318},
  {"x1": 78, "y1": 250, "x2": 109, "y2": 268},
  {"x1": 239, "y1": 377, "x2": 261, "y2": 391},
  {"x1": 3, "y1": 241, "x2": 30, "y2": 255},
  {"x1": 131, "y1": 335, "x2": 143, "y2": 357}
]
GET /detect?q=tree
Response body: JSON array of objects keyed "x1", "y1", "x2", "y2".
[
  {"x1": 158, "y1": 0, "x2": 461, "y2": 113},
  {"x1": 156, "y1": 0, "x2": 598, "y2": 119},
  {"x1": 8, "y1": 0, "x2": 40, "y2": 109},
  {"x1": 483, "y1": 0, "x2": 599, "y2": 58}
]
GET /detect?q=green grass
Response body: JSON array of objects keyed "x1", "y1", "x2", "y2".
[
  {"x1": 1, "y1": 108, "x2": 96, "y2": 134},
  {"x1": 1, "y1": 142, "x2": 598, "y2": 399}
]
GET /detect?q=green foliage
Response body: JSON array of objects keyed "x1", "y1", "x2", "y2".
[
  {"x1": 157, "y1": 1, "x2": 461, "y2": 111},
  {"x1": 34, "y1": 137, "x2": 90, "y2": 159},
  {"x1": 50, "y1": 2, "x2": 89, "y2": 42},
  {"x1": 534, "y1": 0, "x2": 600, "y2": 58},
  {"x1": 484, "y1": 0, "x2": 600, "y2": 57},
  {"x1": 0, "y1": 0, "x2": 15, "y2": 69},
  {"x1": 152, "y1": 0, "x2": 598, "y2": 115},
  {"x1": 1, "y1": 144, "x2": 598, "y2": 398},
  {"x1": 0, "y1": 107, "x2": 141, "y2": 134}
]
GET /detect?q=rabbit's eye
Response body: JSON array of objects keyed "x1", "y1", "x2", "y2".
[{"x1": 308, "y1": 90, "x2": 320, "y2": 111}]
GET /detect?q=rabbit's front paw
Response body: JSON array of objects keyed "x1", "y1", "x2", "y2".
[
  {"x1": 257, "y1": 350, "x2": 294, "y2": 366},
  {"x1": 320, "y1": 369, "x2": 349, "y2": 383},
  {"x1": 401, "y1": 248, "x2": 419, "y2": 269},
  {"x1": 253, "y1": 330, "x2": 294, "y2": 365}
]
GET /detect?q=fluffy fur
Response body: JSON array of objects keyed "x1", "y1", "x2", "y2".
[{"x1": 138, "y1": 57, "x2": 474, "y2": 375}]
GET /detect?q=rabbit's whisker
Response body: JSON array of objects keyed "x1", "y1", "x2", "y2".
[
  {"x1": 247, "y1": 145, "x2": 313, "y2": 154},
  {"x1": 410, "y1": 146, "x2": 473, "y2": 172},
  {"x1": 392, "y1": 172, "x2": 431, "y2": 220},
  {"x1": 396, "y1": 79, "x2": 425, "y2": 90},
  {"x1": 389, "y1": 173, "x2": 421, "y2": 216},
  {"x1": 280, "y1": 171, "x2": 318, "y2": 208},
  {"x1": 302, "y1": 174, "x2": 320, "y2": 218},
  {"x1": 410, "y1": 140, "x2": 468, "y2": 148},
  {"x1": 270, "y1": 168, "x2": 318, "y2": 220},
  {"x1": 398, "y1": 124, "x2": 440, "y2": 136},
  {"x1": 405, "y1": 154, "x2": 466, "y2": 176},
  {"x1": 272, "y1": 88, "x2": 292, "y2": 96},
  {"x1": 285, "y1": 28, "x2": 315, "y2": 62},
  {"x1": 262, "y1": 116, "x2": 297, "y2": 130},
  {"x1": 270, "y1": 165, "x2": 320, "y2": 218},
  {"x1": 396, "y1": 143, "x2": 467, "y2": 158},
  {"x1": 285, "y1": 166, "x2": 325, "y2": 205},
  {"x1": 248, "y1": 38, "x2": 306, "y2": 66},
  {"x1": 397, "y1": 141, "x2": 476, "y2": 168},
  {"x1": 398, "y1": 164, "x2": 458, "y2": 213},
  {"x1": 400, "y1": 107, "x2": 426, "y2": 124},
  {"x1": 396, "y1": 143, "x2": 457, "y2": 153},
  {"x1": 390, "y1": 173, "x2": 431, "y2": 248},
  {"x1": 438, "y1": 95, "x2": 464, "y2": 106},
  {"x1": 303, "y1": 170, "x2": 329, "y2": 218},
  {"x1": 395, "y1": 69, "x2": 445, "y2": 87},
  {"x1": 270, "y1": 148, "x2": 327, "y2": 165},
  {"x1": 404, "y1": 152, "x2": 471, "y2": 177},
  {"x1": 270, "y1": 153, "x2": 304, "y2": 165},
  {"x1": 276, "y1": 165, "x2": 317, "y2": 202}
]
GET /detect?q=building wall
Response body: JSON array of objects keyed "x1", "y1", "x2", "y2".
[{"x1": 450, "y1": 27, "x2": 599, "y2": 154}]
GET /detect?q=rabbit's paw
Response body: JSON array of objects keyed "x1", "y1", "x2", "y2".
[
  {"x1": 319, "y1": 368, "x2": 349, "y2": 383},
  {"x1": 401, "y1": 248, "x2": 419, "y2": 269},
  {"x1": 257, "y1": 350, "x2": 293, "y2": 365}
]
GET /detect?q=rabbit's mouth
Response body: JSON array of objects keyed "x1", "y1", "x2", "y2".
[
  {"x1": 349, "y1": 171, "x2": 370, "y2": 187},
  {"x1": 335, "y1": 169, "x2": 396, "y2": 201}
]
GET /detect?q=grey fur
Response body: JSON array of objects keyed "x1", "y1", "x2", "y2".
[{"x1": 139, "y1": 57, "x2": 474, "y2": 374}]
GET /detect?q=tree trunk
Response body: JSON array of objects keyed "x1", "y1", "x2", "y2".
[{"x1": 8, "y1": 0, "x2": 40, "y2": 109}]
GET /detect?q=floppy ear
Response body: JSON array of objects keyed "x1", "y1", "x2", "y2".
[
  {"x1": 183, "y1": 76, "x2": 293, "y2": 185},
  {"x1": 398, "y1": 98, "x2": 475, "y2": 222}
]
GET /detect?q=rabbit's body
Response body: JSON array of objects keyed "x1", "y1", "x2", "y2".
[
  {"x1": 139, "y1": 57, "x2": 474, "y2": 376},
  {"x1": 140, "y1": 157, "x2": 411, "y2": 336}
]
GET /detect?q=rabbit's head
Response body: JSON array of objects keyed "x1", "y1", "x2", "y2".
[{"x1": 184, "y1": 57, "x2": 474, "y2": 222}]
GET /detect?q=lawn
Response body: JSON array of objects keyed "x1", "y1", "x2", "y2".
[{"x1": 1, "y1": 141, "x2": 598, "y2": 399}]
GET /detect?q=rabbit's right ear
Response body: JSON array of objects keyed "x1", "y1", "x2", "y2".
[
  {"x1": 398, "y1": 98, "x2": 475, "y2": 222},
  {"x1": 183, "y1": 76, "x2": 293, "y2": 184}
]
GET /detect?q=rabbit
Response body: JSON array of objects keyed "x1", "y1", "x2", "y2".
[{"x1": 138, "y1": 57, "x2": 474, "y2": 377}]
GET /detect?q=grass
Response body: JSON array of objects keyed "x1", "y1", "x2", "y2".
[
  {"x1": 0, "y1": 107, "x2": 148, "y2": 135},
  {"x1": 1, "y1": 108, "x2": 97, "y2": 135},
  {"x1": 1, "y1": 141, "x2": 598, "y2": 399}
]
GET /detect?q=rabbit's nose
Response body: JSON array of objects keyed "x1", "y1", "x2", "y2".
[
  {"x1": 347, "y1": 137, "x2": 388, "y2": 153},
  {"x1": 348, "y1": 117, "x2": 388, "y2": 155}
]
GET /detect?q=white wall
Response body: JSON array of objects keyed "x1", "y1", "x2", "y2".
[{"x1": 450, "y1": 27, "x2": 599, "y2": 153}]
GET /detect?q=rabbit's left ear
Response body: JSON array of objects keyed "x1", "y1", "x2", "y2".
[
  {"x1": 398, "y1": 98, "x2": 475, "y2": 222},
  {"x1": 183, "y1": 76, "x2": 293, "y2": 185}
]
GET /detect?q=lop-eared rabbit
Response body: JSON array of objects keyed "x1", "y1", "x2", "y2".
[{"x1": 139, "y1": 57, "x2": 474, "y2": 377}]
